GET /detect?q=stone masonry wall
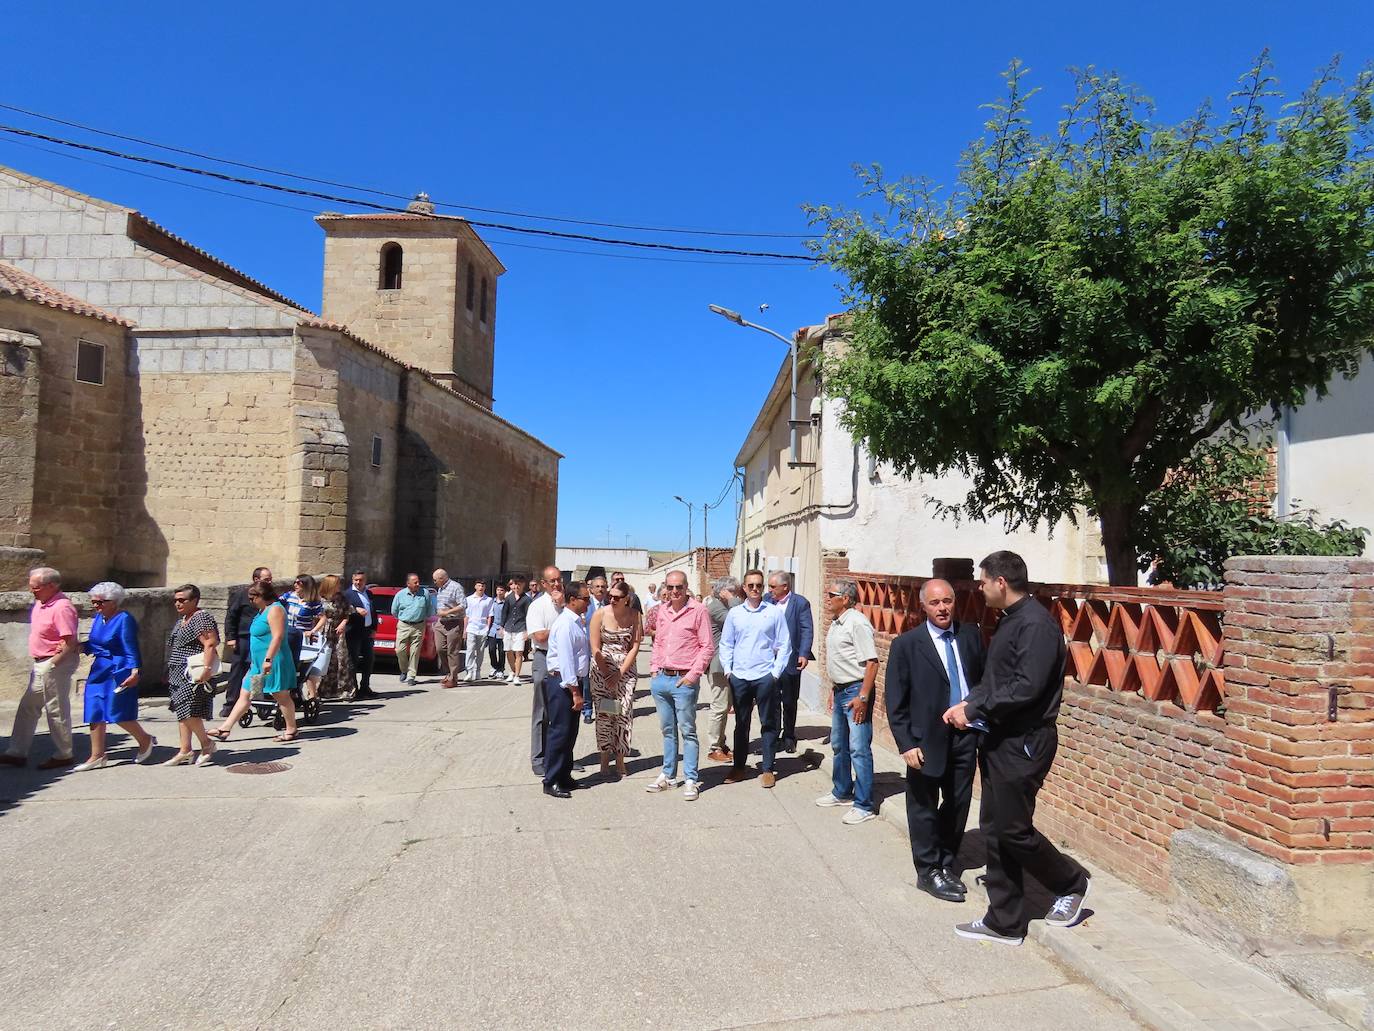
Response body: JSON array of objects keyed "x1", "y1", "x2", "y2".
[
  {"x1": 0, "y1": 298, "x2": 128, "y2": 586},
  {"x1": 0, "y1": 328, "x2": 39, "y2": 551}
]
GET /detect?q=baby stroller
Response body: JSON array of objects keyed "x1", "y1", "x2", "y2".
[{"x1": 237, "y1": 634, "x2": 324, "y2": 731}]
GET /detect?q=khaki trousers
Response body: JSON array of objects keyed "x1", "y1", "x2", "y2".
[
  {"x1": 705, "y1": 669, "x2": 731, "y2": 752},
  {"x1": 5, "y1": 655, "x2": 77, "y2": 759},
  {"x1": 434, "y1": 618, "x2": 465, "y2": 678},
  {"x1": 395, "y1": 621, "x2": 425, "y2": 681}
]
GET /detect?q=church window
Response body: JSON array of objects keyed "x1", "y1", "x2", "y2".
[
  {"x1": 379, "y1": 243, "x2": 403, "y2": 290},
  {"x1": 371, "y1": 435, "x2": 383, "y2": 467},
  {"x1": 465, "y1": 263, "x2": 475, "y2": 310},
  {"x1": 480, "y1": 277, "x2": 489, "y2": 323},
  {"x1": 75, "y1": 340, "x2": 106, "y2": 385}
]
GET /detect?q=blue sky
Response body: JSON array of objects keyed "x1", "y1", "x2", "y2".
[{"x1": 2, "y1": 1, "x2": 1368, "y2": 551}]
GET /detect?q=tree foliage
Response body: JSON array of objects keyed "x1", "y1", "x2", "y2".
[
  {"x1": 807, "y1": 54, "x2": 1374, "y2": 584},
  {"x1": 1135, "y1": 425, "x2": 1367, "y2": 589}
]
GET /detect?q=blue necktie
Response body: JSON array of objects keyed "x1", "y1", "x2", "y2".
[{"x1": 942, "y1": 630, "x2": 962, "y2": 708}]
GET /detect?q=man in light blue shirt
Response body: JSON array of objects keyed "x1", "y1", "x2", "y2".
[
  {"x1": 543, "y1": 581, "x2": 591, "y2": 799},
  {"x1": 390, "y1": 573, "x2": 435, "y2": 686},
  {"x1": 719, "y1": 569, "x2": 792, "y2": 789}
]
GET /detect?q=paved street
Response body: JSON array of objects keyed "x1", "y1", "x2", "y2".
[{"x1": 0, "y1": 666, "x2": 1139, "y2": 1031}]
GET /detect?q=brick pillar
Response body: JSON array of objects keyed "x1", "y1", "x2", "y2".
[{"x1": 1220, "y1": 556, "x2": 1374, "y2": 864}]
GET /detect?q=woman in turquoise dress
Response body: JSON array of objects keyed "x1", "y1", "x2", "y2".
[
  {"x1": 74, "y1": 582, "x2": 156, "y2": 771},
  {"x1": 209, "y1": 580, "x2": 300, "y2": 742}
]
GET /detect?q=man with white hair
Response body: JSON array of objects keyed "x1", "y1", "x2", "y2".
[
  {"x1": 1, "y1": 567, "x2": 80, "y2": 769},
  {"x1": 433, "y1": 569, "x2": 466, "y2": 689}
]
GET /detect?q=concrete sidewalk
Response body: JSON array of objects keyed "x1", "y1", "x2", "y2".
[{"x1": 802, "y1": 703, "x2": 1351, "y2": 1031}]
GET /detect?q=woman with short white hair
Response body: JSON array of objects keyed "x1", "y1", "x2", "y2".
[{"x1": 75, "y1": 582, "x2": 156, "y2": 770}]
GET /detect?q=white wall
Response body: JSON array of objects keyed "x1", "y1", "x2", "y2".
[
  {"x1": 1286, "y1": 354, "x2": 1374, "y2": 557},
  {"x1": 554, "y1": 546, "x2": 651, "y2": 573}
]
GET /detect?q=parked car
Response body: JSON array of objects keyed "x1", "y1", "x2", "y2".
[{"x1": 368, "y1": 585, "x2": 439, "y2": 673}]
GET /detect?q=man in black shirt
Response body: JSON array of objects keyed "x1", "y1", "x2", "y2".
[
  {"x1": 221, "y1": 566, "x2": 271, "y2": 717},
  {"x1": 944, "y1": 550, "x2": 1091, "y2": 945}
]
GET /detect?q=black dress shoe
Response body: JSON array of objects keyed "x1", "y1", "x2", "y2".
[
  {"x1": 917, "y1": 869, "x2": 965, "y2": 903},
  {"x1": 943, "y1": 868, "x2": 968, "y2": 894},
  {"x1": 543, "y1": 784, "x2": 571, "y2": 799},
  {"x1": 562, "y1": 778, "x2": 588, "y2": 791}
]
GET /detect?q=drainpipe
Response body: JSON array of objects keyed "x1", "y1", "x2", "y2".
[{"x1": 1275, "y1": 406, "x2": 1292, "y2": 518}]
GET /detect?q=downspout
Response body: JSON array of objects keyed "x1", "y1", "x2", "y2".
[{"x1": 1275, "y1": 405, "x2": 1292, "y2": 518}]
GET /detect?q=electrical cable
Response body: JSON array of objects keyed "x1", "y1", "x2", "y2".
[
  {"x1": 0, "y1": 124, "x2": 814, "y2": 261},
  {"x1": 0, "y1": 102, "x2": 810, "y2": 239}
]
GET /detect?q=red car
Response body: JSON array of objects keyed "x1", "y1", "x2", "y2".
[{"x1": 368, "y1": 585, "x2": 440, "y2": 672}]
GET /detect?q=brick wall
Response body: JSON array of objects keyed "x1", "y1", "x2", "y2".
[{"x1": 819, "y1": 550, "x2": 1374, "y2": 896}]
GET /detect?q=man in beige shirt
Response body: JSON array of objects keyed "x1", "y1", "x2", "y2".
[{"x1": 818, "y1": 579, "x2": 879, "y2": 824}]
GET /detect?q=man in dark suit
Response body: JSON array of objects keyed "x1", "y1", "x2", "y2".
[
  {"x1": 885, "y1": 578, "x2": 986, "y2": 902},
  {"x1": 945, "y1": 551, "x2": 1091, "y2": 946},
  {"x1": 221, "y1": 566, "x2": 271, "y2": 717},
  {"x1": 344, "y1": 569, "x2": 378, "y2": 699},
  {"x1": 765, "y1": 571, "x2": 814, "y2": 753}
]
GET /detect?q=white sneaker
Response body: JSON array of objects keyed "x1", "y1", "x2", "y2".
[
  {"x1": 134, "y1": 736, "x2": 157, "y2": 764},
  {"x1": 645, "y1": 774, "x2": 673, "y2": 793},
  {"x1": 682, "y1": 780, "x2": 701, "y2": 801},
  {"x1": 842, "y1": 807, "x2": 877, "y2": 825},
  {"x1": 815, "y1": 792, "x2": 852, "y2": 807},
  {"x1": 73, "y1": 755, "x2": 107, "y2": 772}
]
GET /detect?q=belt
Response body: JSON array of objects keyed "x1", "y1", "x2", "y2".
[
  {"x1": 659, "y1": 667, "x2": 688, "y2": 676},
  {"x1": 401, "y1": 619, "x2": 425, "y2": 626},
  {"x1": 834, "y1": 679, "x2": 862, "y2": 689}
]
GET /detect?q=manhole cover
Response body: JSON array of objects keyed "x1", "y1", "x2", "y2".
[{"x1": 226, "y1": 761, "x2": 293, "y2": 775}]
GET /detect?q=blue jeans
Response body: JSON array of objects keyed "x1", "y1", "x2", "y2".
[
  {"x1": 650, "y1": 672, "x2": 699, "y2": 784},
  {"x1": 831, "y1": 681, "x2": 874, "y2": 812}
]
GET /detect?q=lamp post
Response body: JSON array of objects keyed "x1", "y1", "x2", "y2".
[
  {"x1": 709, "y1": 304, "x2": 805, "y2": 467},
  {"x1": 673, "y1": 495, "x2": 694, "y2": 556}
]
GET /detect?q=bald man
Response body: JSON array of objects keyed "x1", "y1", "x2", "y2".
[{"x1": 884, "y1": 578, "x2": 987, "y2": 903}]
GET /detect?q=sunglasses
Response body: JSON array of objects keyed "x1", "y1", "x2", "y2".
[
  {"x1": 173, "y1": 597, "x2": 193, "y2": 604},
  {"x1": 610, "y1": 592, "x2": 629, "y2": 601},
  {"x1": 91, "y1": 599, "x2": 110, "y2": 606},
  {"x1": 744, "y1": 582, "x2": 764, "y2": 589},
  {"x1": 664, "y1": 584, "x2": 686, "y2": 592}
]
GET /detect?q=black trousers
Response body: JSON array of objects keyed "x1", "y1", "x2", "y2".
[
  {"x1": 777, "y1": 670, "x2": 801, "y2": 743},
  {"x1": 542, "y1": 673, "x2": 580, "y2": 789},
  {"x1": 488, "y1": 637, "x2": 505, "y2": 673},
  {"x1": 729, "y1": 673, "x2": 779, "y2": 772},
  {"x1": 979, "y1": 723, "x2": 1088, "y2": 937},
  {"x1": 346, "y1": 626, "x2": 376, "y2": 691},
  {"x1": 905, "y1": 728, "x2": 978, "y2": 874},
  {"x1": 223, "y1": 634, "x2": 252, "y2": 707},
  {"x1": 530, "y1": 649, "x2": 549, "y2": 776}
]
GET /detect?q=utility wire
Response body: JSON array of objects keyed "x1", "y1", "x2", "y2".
[
  {"x1": 0, "y1": 124, "x2": 814, "y2": 261},
  {"x1": 0, "y1": 101, "x2": 809, "y2": 240}
]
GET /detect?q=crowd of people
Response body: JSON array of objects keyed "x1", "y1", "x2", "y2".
[{"x1": 1, "y1": 548, "x2": 1091, "y2": 946}]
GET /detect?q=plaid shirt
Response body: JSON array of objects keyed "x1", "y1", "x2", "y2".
[{"x1": 435, "y1": 580, "x2": 465, "y2": 619}]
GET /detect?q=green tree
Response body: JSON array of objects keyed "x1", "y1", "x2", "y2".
[
  {"x1": 808, "y1": 55, "x2": 1374, "y2": 584},
  {"x1": 1135, "y1": 425, "x2": 1367, "y2": 589}
]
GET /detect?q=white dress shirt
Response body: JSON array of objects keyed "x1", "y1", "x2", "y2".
[
  {"x1": 466, "y1": 593, "x2": 495, "y2": 634},
  {"x1": 527, "y1": 592, "x2": 562, "y2": 651},
  {"x1": 927, "y1": 620, "x2": 970, "y2": 700},
  {"x1": 546, "y1": 608, "x2": 590, "y2": 688},
  {"x1": 720, "y1": 600, "x2": 791, "y2": 681},
  {"x1": 353, "y1": 588, "x2": 374, "y2": 627}
]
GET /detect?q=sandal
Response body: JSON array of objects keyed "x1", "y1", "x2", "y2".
[
  {"x1": 206, "y1": 728, "x2": 231, "y2": 741},
  {"x1": 274, "y1": 731, "x2": 298, "y2": 742}
]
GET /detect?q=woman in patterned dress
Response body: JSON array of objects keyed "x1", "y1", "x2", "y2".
[
  {"x1": 162, "y1": 584, "x2": 220, "y2": 767},
  {"x1": 589, "y1": 584, "x2": 642, "y2": 778},
  {"x1": 306, "y1": 574, "x2": 356, "y2": 701}
]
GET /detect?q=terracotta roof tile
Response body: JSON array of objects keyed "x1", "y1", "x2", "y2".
[{"x1": 0, "y1": 262, "x2": 132, "y2": 326}]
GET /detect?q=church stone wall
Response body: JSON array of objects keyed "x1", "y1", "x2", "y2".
[
  {"x1": 0, "y1": 297, "x2": 128, "y2": 587},
  {"x1": 120, "y1": 330, "x2": 296, "y2": 586}
]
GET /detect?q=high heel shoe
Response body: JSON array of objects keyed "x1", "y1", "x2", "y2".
[
  {"x1": 194, "y1": 744, "x2": 216, "y2": 767},
  {"x1": 134, "y1": 736, "x2": 157, "y2": 764},
  {"x1": 72, "y1": 755, "x2": 107, "y2": 772},
  {"x1": 160, "y1": 751, "x2": 192, "y2": 767}
]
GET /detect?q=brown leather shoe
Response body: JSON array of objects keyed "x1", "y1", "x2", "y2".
[
  {"x1": 723, "y1": 767, "x2": 746, "y2": 784},
  {"x1": 760, "y1": 770, "x2": 776, "y2": 789},
  {"x1": 37, "y1": 756, "x2": 75, "y2": 770},
  {"x1": 0, "y1": 754, "x2": 26, "y2": 768},
  {"x1": 707, "y1": 748, "x2": 732, "y2": 762}
]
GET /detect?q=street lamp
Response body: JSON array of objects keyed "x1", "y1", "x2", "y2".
[
  {"x1": 708, "y1": 305, "x2": 807, "y2": 466},
  {"x1": 673, "y1": 495, "x2": 694, "y2": 555}
]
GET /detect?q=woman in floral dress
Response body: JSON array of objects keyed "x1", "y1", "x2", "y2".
[
  {"x1": 307, "y1": 574, "x2": 356, "y2": 701},
  {"x1": 589, "y1": 584, "x2": 642, "y2": 778}
]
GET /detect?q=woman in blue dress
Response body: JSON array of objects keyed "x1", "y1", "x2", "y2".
[
  {"x1": 210, "y1": 580, "x2": 300, "y2": 742},
  {"x1": 74, "y1": 582, "x2": 156, "y2": 771}
]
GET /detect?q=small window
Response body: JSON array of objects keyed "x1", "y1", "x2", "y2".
[
  {"x1": 75, "y1": 340, "x2": 105, "y2": 385},
  {"x1": 465, "y1": 264, "x2": 475, "y2": 310},
  {"x1": 480, "y1": 277, "x2": 489, "y2": 323},
  {"x1": 379, "y1": 243, "x2": 403, "y2": 290},
  {"x1": 370, "y1": 434, "x2": 383, "y2": 467}
]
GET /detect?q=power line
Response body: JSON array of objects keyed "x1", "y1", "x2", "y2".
[
  {"x1": 0, "y1": 124, "x2": 814, "y2": 262},
  {"x1": 0, "y1": 101, "x2": 810, "y2": 240}
]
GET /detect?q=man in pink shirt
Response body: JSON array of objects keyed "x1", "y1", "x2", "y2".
[
  {"x1": 2, "y1": 567, "x2": 80, "y2": 769},
  {"x1": 646, "y1": 570, "x2": 715, "y2": 799}
]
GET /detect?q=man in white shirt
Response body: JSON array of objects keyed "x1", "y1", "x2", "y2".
[
  {"x1": 526, "y1": 565, "x2": 564, "y2": 778},
  {"x1": 719, "y1": 569, "x2": 792, "y2": 789},
  {"x1": 543, "y1": 582, "x2": 591, "y2": 799},
  {"x1": 462, "y1": 580, "x2": 496, "y2": 683}
]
